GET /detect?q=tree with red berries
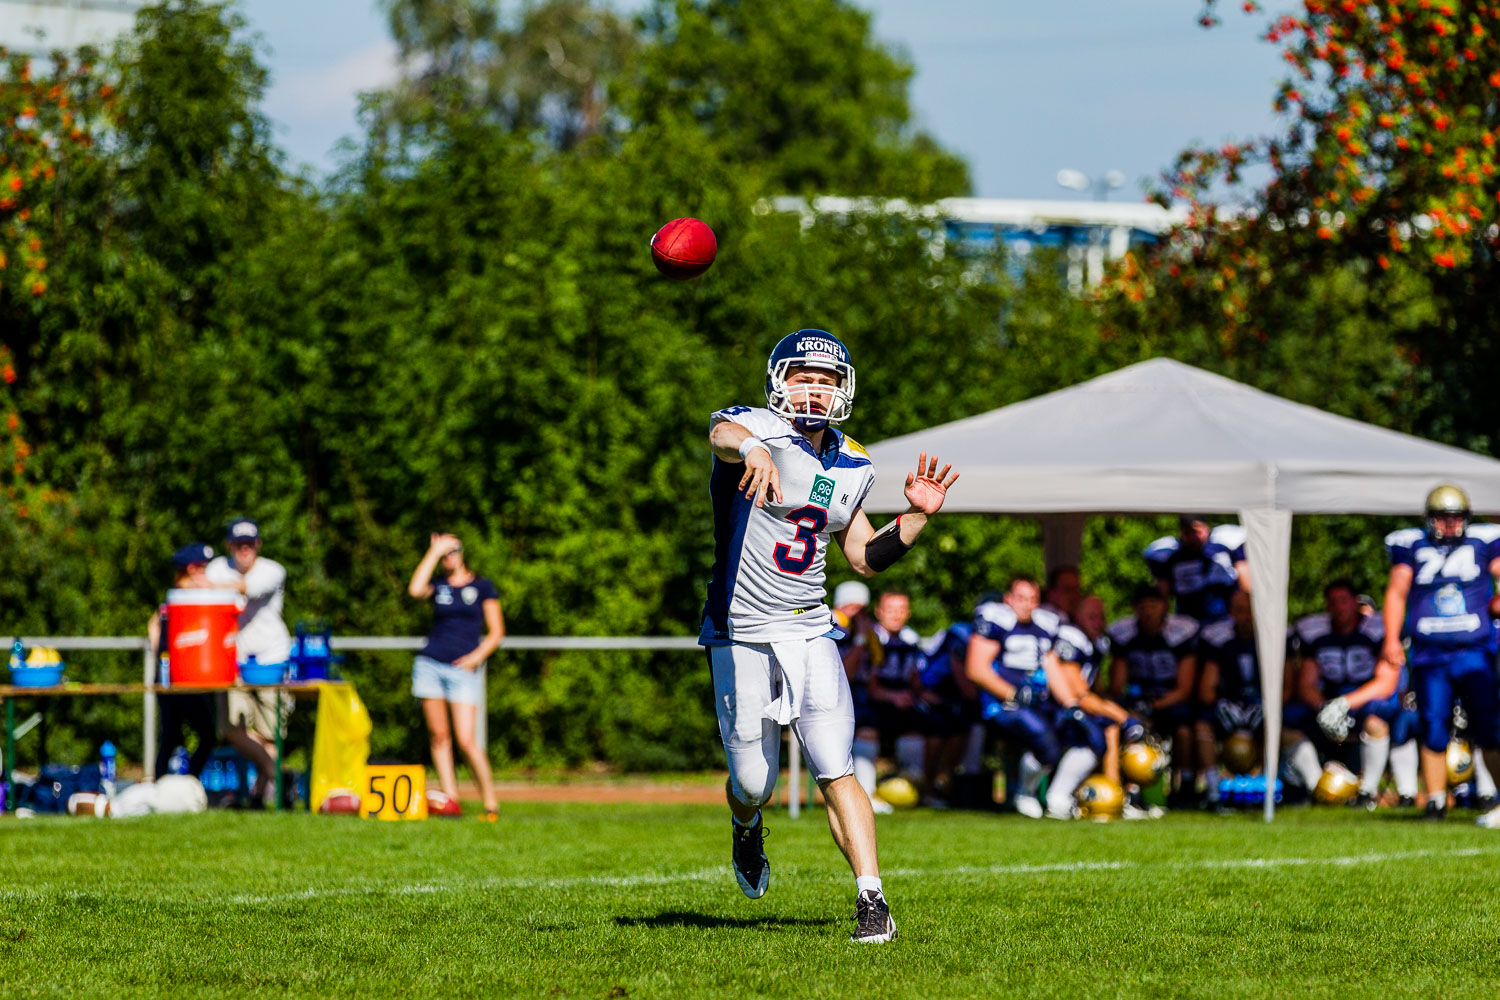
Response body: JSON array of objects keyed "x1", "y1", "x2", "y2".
[{"x1": 1104, "y1": 1, "x2": 1500, "y2": 452}]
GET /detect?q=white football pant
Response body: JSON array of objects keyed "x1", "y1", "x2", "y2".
[{"x1": 710, "y1": 637, "x2": 855, "y2": 809}]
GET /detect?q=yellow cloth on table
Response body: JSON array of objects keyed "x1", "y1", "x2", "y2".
[{"x1": 310, "y1": 681, "x2": 371, "y2": 811}]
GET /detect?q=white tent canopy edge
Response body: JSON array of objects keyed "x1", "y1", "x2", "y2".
[{"x1": 860, "y1": 358, "x2": 1500, "y2": 820}]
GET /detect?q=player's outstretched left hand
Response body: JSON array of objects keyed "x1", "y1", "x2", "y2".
[{"x1": 903, "y1": 452, "x2": 959, "y2": 515}]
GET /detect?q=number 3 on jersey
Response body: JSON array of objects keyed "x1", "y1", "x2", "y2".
[{"x1": 774, "y1": 505, "x2": 827, "y2": 574}]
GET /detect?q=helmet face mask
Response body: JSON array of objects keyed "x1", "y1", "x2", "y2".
[
  {"x1": 766, "y1": 329, "x2": 855, "y2": 429},
  {"x1": 1425, "y1": 483, "x2": 1471, "y2": 543}
]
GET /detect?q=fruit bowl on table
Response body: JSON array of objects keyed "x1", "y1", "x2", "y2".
[
  {"x1": 239, "y1": 662, "x2": 288, "y2": 685},
  {"x1": 10, "y1": 665, "x2": 65, "y2": 687}
]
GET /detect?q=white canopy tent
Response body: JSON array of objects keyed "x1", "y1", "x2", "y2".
[{"x1": 862, "y1": 357, "x2": 1500, "y2": 819}]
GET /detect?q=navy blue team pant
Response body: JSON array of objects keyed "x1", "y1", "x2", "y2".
[
  {"x1": 1411, "y1": 647, "x2": 1500, "y2": 752},
  {"x1": 982, "y1": 701, "x2": 1062, "y2": 768}
]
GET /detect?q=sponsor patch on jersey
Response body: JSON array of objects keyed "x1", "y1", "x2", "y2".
[{"x1": 809, "y1": 474, "x2": 836, "y2": 509}]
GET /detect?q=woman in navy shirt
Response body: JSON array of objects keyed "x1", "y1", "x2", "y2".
[{"x1": 407, "y1": 533, "x2": 504, "y2": 820}]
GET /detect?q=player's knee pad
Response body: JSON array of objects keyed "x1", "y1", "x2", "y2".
[{"x1": 727, "y1": 757, "x2": 777, "y2": 810}]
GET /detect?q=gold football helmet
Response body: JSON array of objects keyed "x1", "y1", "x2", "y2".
[
  {"x1": 1425, "y1": 484, "x2": 1471, "y2": 541},
  {"x1": 875, "y1": 775, "x2": 920, "y2": 809},
  {"x1": 1075, "y1": 775, "x2": 1125, "y2": 821},
  {"x1": 1447, "y1": 738, "x2": 1475, "y2": 785},
  {"x1": 1223, "y1": 730, "x2": 1258, "y2": 776},
  {"x1": 1121, "y1": 740, "x2": 1169, "y2": 786},
  {"x1": 1314, "y1": 761, "x2": 1360, "y2": 805}
]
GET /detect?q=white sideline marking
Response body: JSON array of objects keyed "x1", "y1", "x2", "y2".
[
  {"x1": 216, "y1": 845, "x2": 1498, "y2": 905},
  {"x1": 3, "y1": 846, "x2": 1490, "y2": 906}
]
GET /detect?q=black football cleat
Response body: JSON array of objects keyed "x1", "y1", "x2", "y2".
[
  {"x1": 851, "y1": 890, "x2": 897, "y2": 944},
  {"x1": 1396, "y1": 795, "x2": 1417, "y2": 809},
  {"x1": 731, "y1": 813, "x2": 769, "y2": 899},
  {"x1": 1421, "y1": 799, "x2": 1447, "y2": 821},
  {"x1": 1350, "y1": 792, "x2": 1377, "y2": 812}
]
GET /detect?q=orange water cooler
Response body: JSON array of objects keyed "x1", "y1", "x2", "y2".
[{"x1": 165, "y1": 589, "x2": 240, "y2": 686}]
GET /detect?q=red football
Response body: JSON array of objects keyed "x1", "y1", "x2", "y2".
[
  {"x1": 318, "y1": 790, "x2": 361, "y2": 815},
  {"x1": 426, "y1": 789, "x2": 463, "y2": 817},
  {"x1": 651, "y1": 218, "x2": 717, "y2": 279}
]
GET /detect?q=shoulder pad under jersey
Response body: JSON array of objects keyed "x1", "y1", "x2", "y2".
[
  {"x1": 1385, "y1": 527, "x2": 1424, "y2": 549},
  {"x1": 1468, "y1": 523, "x2": 1500, "y2": 543},
  {"x1": 1143, "y1": 536, "x2": 1179, "y2": 564},
  {"x1": 1056, "y1": 624, "x2": 1093, "y2": 661},
  {"x1": 1164, "y1": 615, "x2": 1200, "y2": 647},
  {"x1": 1295, "y1": 612, "x2": 1332, "y2": 645},
  {"x1": 1357, "y1": 613, "x2": 1386, "y2": 643},
  {"x1": 1107, "y1": 616, "x2": 1139, "y2": 646},
  {"x1": 1199, "y1": 618, "x2": 1234, "y2": 649},
  {"x1": 974, "y1": 601, "x2": 1018, "y2": 632},
  {"x1": 896, "y1": 625, "x2": 921, "y2": 646},
  {"x1": 1032, "y1": 607, "x2": 1062, "y2": 636},
  {"x1": 1210, "y1": 523, "x2": 1247, "y2": 552}
]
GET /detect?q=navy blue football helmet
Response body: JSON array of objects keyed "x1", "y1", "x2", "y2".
[{"x1": 764, "y1": 329, "x2": 855, "y2": 430}]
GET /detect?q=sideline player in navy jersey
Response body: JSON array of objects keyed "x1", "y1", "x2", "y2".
[
  {"x1": 964, "y1": 576, "x2": 1074, "y2": 818},
  {"x1": 1049, "y1": 597, "x2": 1147, "y2": 817},
  {"x1": 1290, "y1": 580, "x2": 1420, "y2": 808},
  {"x1": 1318, "y1": 486, "x2": 1500, "y2": 822},
  {"x1": 1195, "y1": 592, "x2": 1263, "y2": 808},
  {"x1": 701, "y1": 329, "x2": 958, "y2": 942},
  {"x1": 1109, "y1": 586, "x2": 1201, "y2": 803},
  {"x1": 1144, "y1": 517, "x2": 1247, "y2": 624}
]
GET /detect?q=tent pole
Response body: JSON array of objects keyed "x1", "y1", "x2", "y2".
[{"x1": 1240, "y1": 506, "x2": 1293, "y2": 822}]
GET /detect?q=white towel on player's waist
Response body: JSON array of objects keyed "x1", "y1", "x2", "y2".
[{"x1": 763, "y1": 640, "x2": 811, "y2": 725}]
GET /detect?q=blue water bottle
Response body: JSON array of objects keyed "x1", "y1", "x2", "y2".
[
  {"x1": 8, "y1": 638, "x2": 23, "y2": 675},
  {"x1": 100, "y1": 740, "x2": 117, "y2": 793},
  {"x1": 204, "y1": 759, "x2": 224, "y2": 793},
  {"x1": 169, "y1": 746, "x2": 190, "y2": 775}
]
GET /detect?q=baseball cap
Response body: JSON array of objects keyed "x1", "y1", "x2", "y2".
[
  {"x1": 832, "y1": 580, "x2": 871, "y2": 609},
  {"x1": 172, "y1": 543, "x2": 214, "y2": 570},
  {"x1": 225, "y1": 518, "x2": 261, "y2": 544}
]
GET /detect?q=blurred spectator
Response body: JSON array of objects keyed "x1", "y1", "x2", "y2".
[
  {"x1": 834, "y1": 580, "x2": 887, "y2": 809},
  {"x1": 1143, "y1": 516, "x2": 1245, "y2": 624},
  {"x1": 1108, "y1": 585, "x2": 1200, "y2": 805},
  {"x1": 206, "y1": 518, "x2": 290, "y2": 806},
  {"x1": 1195, "y1": 591, "x2": 1264, "y2": 808},
  {"x1": 1040, "y1": 565, "x2": 1082, "y2": 624},
  {"x1": 408, "y1": 532, "x2": 503, "y2": 820},
  {"x1": 146, "y1": 543, "x2": 218, "y2": 778}
]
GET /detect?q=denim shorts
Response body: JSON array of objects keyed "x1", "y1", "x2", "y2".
[{"x1": 411, "y1": 654, "x2": 484, "y2": 706}]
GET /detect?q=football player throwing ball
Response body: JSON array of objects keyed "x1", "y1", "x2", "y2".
[{"x1": 699, "y1": 329, "x2": 958, "y2": 943}]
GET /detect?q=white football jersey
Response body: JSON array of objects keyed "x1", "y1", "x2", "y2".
[{"x1": 700, "y1": 406, "x2": 876, "y2": 644}]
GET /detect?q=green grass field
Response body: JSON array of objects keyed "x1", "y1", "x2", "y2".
[{"x1": 3, "y1": 803, "x2": 1499, "y2": 999}]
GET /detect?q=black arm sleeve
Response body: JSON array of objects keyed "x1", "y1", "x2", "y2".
[{"x1": 865, "y1": 518, "x2": 913, "y2": 573}]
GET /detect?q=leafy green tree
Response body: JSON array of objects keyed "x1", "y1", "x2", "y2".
[
  {"x1": 631, "y1": 0, "x2": 970, "y2": 199},
  {"x1": 1105, "y1": 0, "x2": 1500, "y2": 456}
]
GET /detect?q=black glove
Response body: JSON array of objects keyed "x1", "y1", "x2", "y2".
[
  {"x1": 1010, "y1": 684, "x2": 1036, "y2": 707},
  {"x1": 1122, "y1": 717, "x2": 1147, "y2": 745}
]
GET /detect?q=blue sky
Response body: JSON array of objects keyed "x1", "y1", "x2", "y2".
[{"x1": 249, "y1": 0, "x2": 1292, "y2": 201}]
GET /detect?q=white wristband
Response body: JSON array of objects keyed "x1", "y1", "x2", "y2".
[{"x1": 739, "y1": 436, "x2": 769, "y2": 460}]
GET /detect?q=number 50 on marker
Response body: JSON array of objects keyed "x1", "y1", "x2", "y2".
[{"x1": 360, "y1": 764, "x2": 429, "y2": 820}]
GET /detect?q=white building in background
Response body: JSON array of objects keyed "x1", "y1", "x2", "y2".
[
  {"x1": 0, "y1": 0, "x2": 144, "y2": 55},
  {"x1": 769, "y1": 196, "x2": 1190, "y2": 291}
]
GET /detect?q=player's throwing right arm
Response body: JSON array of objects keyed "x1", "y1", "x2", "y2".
[{"x1": 709, "y1": 420, "x2": 783, "y2": 507}]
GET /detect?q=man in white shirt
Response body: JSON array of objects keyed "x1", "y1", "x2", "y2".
[{"x1": 207, "y1": 517, "x2": 291, "y2": 805}]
